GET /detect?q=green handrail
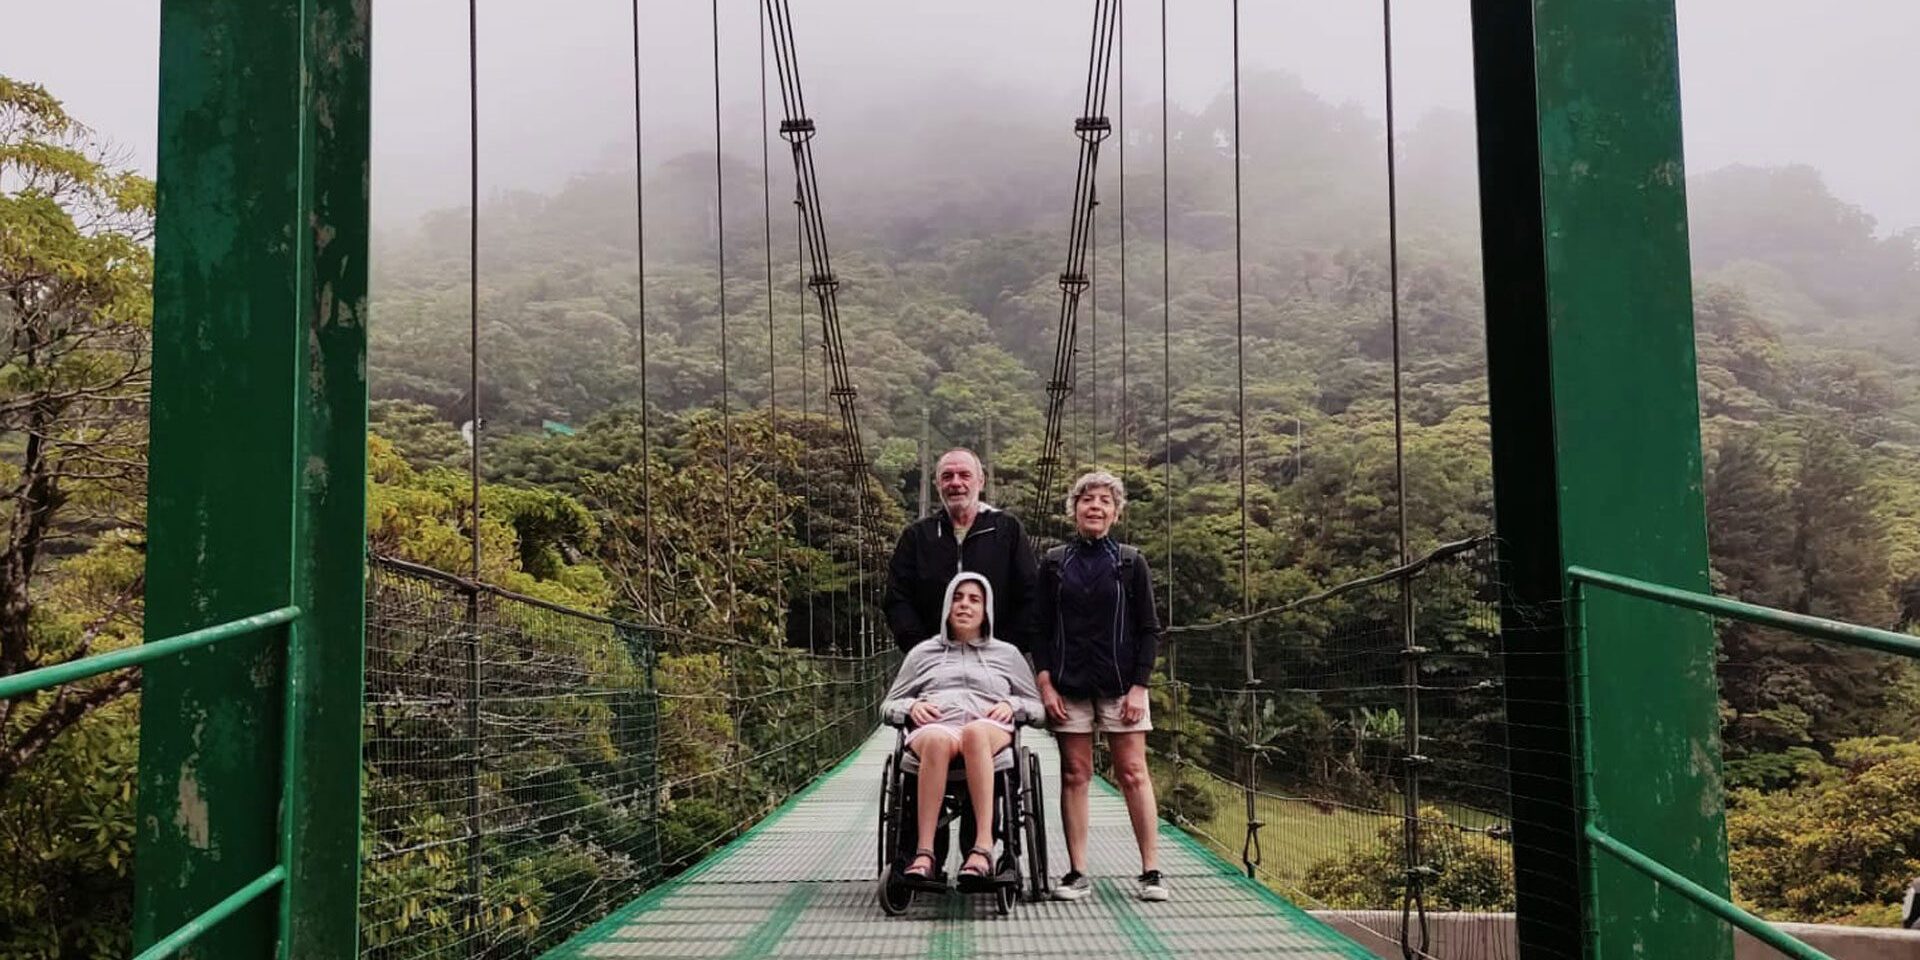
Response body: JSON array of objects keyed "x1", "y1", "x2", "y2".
[
  {"x1": 1567, "y1": 568, "x2": 1859, "y2": 960},
  {"x1": 1584, "y1": 826, "x2": 1831, "y2": 960},
  {"x1": 130, "y1": 865, "x2": 287, "y2": 960},
  {"x1": 1567, "y1": 565, "x2": 1920, "y2": 660},
  {"x1": 0, "y1": 605, "x2": 304, "y2": 701},
  {"x1": 0, "y1": 603, "x2": 304, "y2": 955}
]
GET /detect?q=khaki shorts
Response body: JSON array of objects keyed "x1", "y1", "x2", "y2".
[{"x1": 1052, "y1": 694, "x2": 1151, "y2": 734}]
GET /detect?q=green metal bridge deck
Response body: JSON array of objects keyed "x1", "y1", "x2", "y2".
[{"x1": 545, "y1": 731, "x2": 1370, "y2": 959}]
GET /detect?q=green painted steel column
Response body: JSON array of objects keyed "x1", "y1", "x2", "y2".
[
  {"x1": 136, "y1": 1, "x2": 369, "y2": 957},
  {"x1": 1468, "y1": 1, "x2": 1728, "y2": 958},
  {"x1": 284, "y1": 0, "x2": 372, "y2": 954}
]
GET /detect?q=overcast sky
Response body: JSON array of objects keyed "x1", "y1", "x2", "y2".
[{"x1": 5, "y1": 0, "x2": 1916, "y2": 232}]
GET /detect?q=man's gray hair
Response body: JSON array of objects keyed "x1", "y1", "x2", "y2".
[{"x1": 1065, "y1": 470, "x2": 1127, "y2": 518}]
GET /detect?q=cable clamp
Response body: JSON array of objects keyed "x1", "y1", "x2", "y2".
[
  {"x1": 829, "y1": 386, "x2": 858, "y2": 399},
  {"x1": 1399, "y1": 645, "x2": 1430, "y2": 659},
  {"x1": 1404, "y1": 753, "x2": 1432, "y2": 767},
  {"x1": 779, "y1": 118, "x2": 816, "y2": 135},
  {"x1": 808, "y1": 273, "x2": 839, "y2": 291},
  {"x1": 1058, "y1": 272, "x2": 1090, "y2": 291}
]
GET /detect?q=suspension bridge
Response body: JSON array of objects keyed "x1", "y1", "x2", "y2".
[{"x1": 5, "y1": 1, "x2": 1919, "y2": 959}]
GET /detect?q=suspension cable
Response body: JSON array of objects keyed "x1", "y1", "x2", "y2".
[
  {"x1": 467, "y1": 0, "x2": 482, "y2": 584},
  {"x1": 796, "y1": 180, "x2": 818, "y2": 650},
  {"x1": 711, "y1": 0, "x2": 738, "y2": 628},
  {"x1": 629, "y1": 0, "x2": 654, "y2": 614},
  {"x1": 1229, "y1": 0, "x2": 1264, "y2": 883},
  {"x1": 1118, "y1": 0, "x2": 1129, "y2": 470},
  {"x1": 464, "y1": 0, "x2": 486, "y2": 939},
  {"x1": 765, "y1": 0, "x2": 878, "y2": 654},
  {"x1": 1380, "y1": 1, "x2": 1428, "y2": 955},
  {"x1": 1159, "y1": 0, "x2": 1182, "y2": 824},
  {"x1": 1033, "y1": 0, "x2": 1121, "y2": 531},
  {"x1": 759, "y1": 0, "x2": 783, "y2": 594},
  {"x1": 1160, "y1": 0, "x2": 1173, "y2": 632},
  {"x1": 1090, "y1": 191, "x2": 1099, "y2": 468}
]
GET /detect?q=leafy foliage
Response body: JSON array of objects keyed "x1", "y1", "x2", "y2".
[{"x1": 1729, "y1": 738, "x2": 1920, "y2": 925}]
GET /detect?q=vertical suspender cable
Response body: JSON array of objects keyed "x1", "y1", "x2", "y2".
[
  {"x1": 766, "y1": 0, "x2": 876, "y2": 655},
  {"x1": 1091, "y1": 28, "x2": 1103, "y2": 476},
  {"x1": 759, "y1": 0, "x2": 782, "y2": 598},
  {"x1": 466, "y1": 5, "x2": 482, "y2": 582},
  {"x1": 1118, "y1": 0, "x2": 1129, "y2": 471},
  {"x1": 1160, "y1": 0, "x2": 1173, "y2": 635},
  {"x1": 1380, "y1": 1, "x2": 1427, "y2": 955},
  {"x1": 1230, "y1": 0, "x2": 1263, "y2": 882},
  {"x1": 630, "y1": 0, "x2": 653, "y2": 615},
  {"x1": 1033, "y1": 0, "x2": 1120, "y2": 531},
  {"x1": 1158, "y1": 0, "x2": 1182, "y2": 815},
  {"x1": 796, "y1": 193, "x2": 817, "y2": 650},
  {"x1": 711, "y1": 0, "x2": 738, "y2": 628},
  {"x1": 464, "y1": 0, "x2": 484, "y2": 948},
  {"x1": 628, "y1": 0, "x2": 661, "y2": 876}
]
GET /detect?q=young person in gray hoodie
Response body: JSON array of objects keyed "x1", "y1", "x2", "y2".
[{"x1": 882, "y1": 571, "x2": 1044, "y2": 889}]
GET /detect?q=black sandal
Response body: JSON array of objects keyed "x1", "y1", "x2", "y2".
[
  {"x1": 902, "y1": 848, "x2": 944, "y2": 890},
  {"x1": 956, "y1": 845, "x2": 995, "y2": 892}
]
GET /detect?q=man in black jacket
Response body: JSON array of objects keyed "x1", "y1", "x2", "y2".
[{"x1": 885, "y1": 448, "x2": 1040, "y2": 653}]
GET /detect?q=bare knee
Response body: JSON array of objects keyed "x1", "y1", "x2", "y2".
[
  {"x1": 1060, "y1": 755, "x2": 1093, "y2": 790},
  {"x1": 913, "y1": 734, "x2": 955, "y2": 760},
  {"x1": 960, "y1": 722, "x2": 992, "y2": 747},
  {"x1": 1115, "y1": 756, "x2": 1152, "y2": 794}
]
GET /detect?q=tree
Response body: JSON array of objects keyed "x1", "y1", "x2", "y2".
[
  {"x1": 0, "y1": 76, "x2": 152, "y2": 791},
  {"x1": 1729, "y1": 737, "x2": 1920, "y2": 925},
  {"x1": 1300, "y1": 805, "x2": 1513, "y2": 912},
  {"x1": 0, "y1": 75, "x2": 152, "y2": 958}
]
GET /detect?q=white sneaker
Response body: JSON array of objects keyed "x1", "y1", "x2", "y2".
[
  {"x1": 1053, "y1": 870, "x2": 1091, "y2": 901},
  {"x1": 1137, "y1": 870, "x2": 1170, "y2": 902}
]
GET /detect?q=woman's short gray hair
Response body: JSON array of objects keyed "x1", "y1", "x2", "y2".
[{"x1": 1064, "y1": 470, "x2": 1127, "y2": 518}]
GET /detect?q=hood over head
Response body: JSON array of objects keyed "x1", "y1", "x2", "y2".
[{"x1": 937, "y1": 571, "x2": 996, "y2": 645}]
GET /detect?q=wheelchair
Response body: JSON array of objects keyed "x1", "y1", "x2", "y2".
[{"x1": 876, "y1": 717, "x2": 1050, "y2": 915}]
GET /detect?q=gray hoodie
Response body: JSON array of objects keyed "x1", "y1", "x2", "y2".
[{"x1": 882, "y1": 571, "x2": 1045, "y2": 726}]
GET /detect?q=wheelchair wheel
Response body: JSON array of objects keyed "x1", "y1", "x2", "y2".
[
  {"x1": 995, "y1": 881, "x2": 1015, "y2": 915},
  {"x1": 878, "y1": 873, "x2": 914, "y2": 916},
  {"x1": 1023, "y1": 748, "x2": 1050, "y2": 901},
  {"x1": 877, "y1": 754, "x2": 896, "y2": 875}
]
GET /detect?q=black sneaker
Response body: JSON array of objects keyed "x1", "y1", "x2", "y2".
[
  {"x1": 1137, "y1": 870, "x2": 1169, "y2": 901},
  {"x1": 1053, "y1": 869, "x2": 1091, "y2": 901}
]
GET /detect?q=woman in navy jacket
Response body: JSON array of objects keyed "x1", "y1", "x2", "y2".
[{"x1": 1031, "y1": 470, "x2": 1168, "y2": 903}]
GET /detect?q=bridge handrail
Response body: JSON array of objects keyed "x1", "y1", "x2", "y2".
[
  {"x1": 0, "y1": 604, "x2": 301, "y2": 701},
  {"x1": 1166, "y1": 534, "x2": 1492, "y2": 635},
  {"x1": 1563, "y1": 564, "x2": 1920, "y2": 960},
  {"x1": 0, "y1": 603, "x2": 304, "y2": 958},
  {"x1": 1567, "y1": 565, "x2": 1920, "y2": 660},
  {"x1": 372, "y1": 554, "x2": 876, "y2": 659}
]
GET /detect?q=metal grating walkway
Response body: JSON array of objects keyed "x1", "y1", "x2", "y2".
[{"x1": 545, "y1": 729, "x2": 1372, "y2": 959}]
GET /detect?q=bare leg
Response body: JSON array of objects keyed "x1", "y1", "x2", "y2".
[
  {"x1": 959, "y1": 721, "x2": 1013, "y2": 869},
  {"x1": 1057, "y1": 732, "x2": 1094, "y2": 873},
  {"x1": 1109, "y1": 732, "x2": 1159, "y2": 873},
  {"x1": 910, "y1": 732, "x2": 957, "y2": 873}
]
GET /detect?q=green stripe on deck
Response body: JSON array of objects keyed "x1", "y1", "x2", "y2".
[
  {"x1": 545, "y1": 730, "x2": 1376, "y2": 958},
  {"x1": 1094, "y1": 878, "x2": 1173, "y2": 958},
  {"x1": 728, "y1": 884, "x2": 816, "y2": 960},
  {"x1": 539, "y1": 741, "x2": 869, "y2": 958}
]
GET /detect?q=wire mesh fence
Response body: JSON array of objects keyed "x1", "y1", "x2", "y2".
[
  {"x1": 359, "y1": 557, "x2": 894, "y2": 960},
  {"x1": 1149, "y1": 536, "x2": 1519, "y2": 960}
]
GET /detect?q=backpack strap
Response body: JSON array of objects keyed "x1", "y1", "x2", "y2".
[
  {"x1": 1115, "y1": 544, "x2": 1139, "y2": 585},
  {"x1": 1042, "y1": 543, "x2": 1070, "y2": 576}
]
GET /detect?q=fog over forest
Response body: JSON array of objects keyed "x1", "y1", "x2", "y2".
[{"x1": 7, "y1": 1, "x2": 1919, "y2": 234}]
